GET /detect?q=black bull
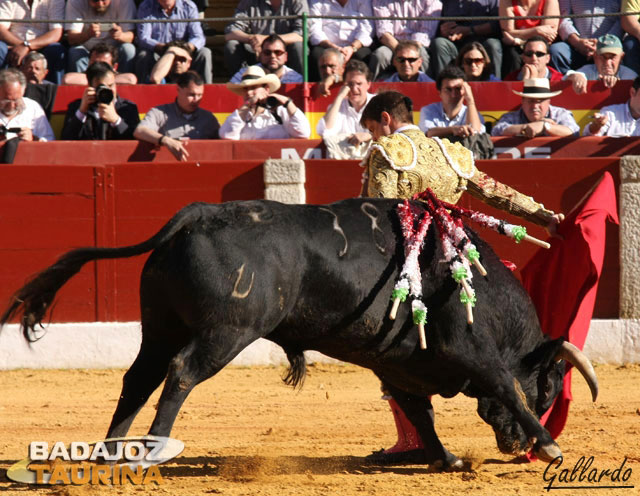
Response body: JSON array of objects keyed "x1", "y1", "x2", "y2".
[{"x1": 1, "y1": 198, "x2": 598, "y2": 469}]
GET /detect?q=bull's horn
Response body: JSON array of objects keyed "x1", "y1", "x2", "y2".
[{"x1": 555, "y1": 341, "x2": 598, "y2": 402}]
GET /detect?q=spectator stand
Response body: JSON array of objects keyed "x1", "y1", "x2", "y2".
[{"x1": 47, "y1": 80, "x2": 633, "y2": 141}]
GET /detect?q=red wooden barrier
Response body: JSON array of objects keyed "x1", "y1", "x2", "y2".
[
  {"x1": 2, "y1": 137, "x2": 639, "y2": 165},
  {"x1": 0, "y1": 156, "x2": 620, "y2": 323}
]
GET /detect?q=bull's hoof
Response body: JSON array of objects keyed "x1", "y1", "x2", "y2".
[
  {"x1": 364, "y1": 448, "x2": 427, "y2": 465},
  {"x1": 429, "y1": 456, "x2": 465, "y2": 472},
  {"x1": 534, "y1": 441, "x2": 562, "y2": 462}
]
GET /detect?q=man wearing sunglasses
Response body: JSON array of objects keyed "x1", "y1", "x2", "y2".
[
  {"x1": 229, "y1": 35, "x2": 303, "y2": 84},
  {"x1": 381, "y1": 41, "x2": 434, "y2": 83},
  {"x1": 224, "y1": 0, "x2": 307, "y2": 76},
  {"x1": 504, "y1": 36, "x2": 562, "y2": 81}
]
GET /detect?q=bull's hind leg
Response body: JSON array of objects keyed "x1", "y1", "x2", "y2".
[
  {"x1": 146, "y1": 327, "x2": 260, "y2": 438},
  {"x1": 383, "y1": 383, "x2": 463, "y2": 470},
  {"x1": 106, "y1": 337, "x2": 178, "y2": 440}
]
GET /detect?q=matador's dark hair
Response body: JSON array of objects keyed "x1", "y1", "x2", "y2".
[{"x1": 360, "y1": 91, "x2": 413, "y2": 126}]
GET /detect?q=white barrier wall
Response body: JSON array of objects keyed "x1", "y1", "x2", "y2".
[{"x1": 0, "y1": 320, "x2": 636, "y2": 370}]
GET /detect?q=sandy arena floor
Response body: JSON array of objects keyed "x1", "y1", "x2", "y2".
[{"x1": 0, "y1": 362, "x2": 638, "y2": 496}]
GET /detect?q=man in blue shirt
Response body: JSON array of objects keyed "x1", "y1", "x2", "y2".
[{"x1": 135, "y1": 0, "x2": 211, "y2": 83}]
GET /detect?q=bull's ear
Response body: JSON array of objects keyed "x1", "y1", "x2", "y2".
[{"x1": 522, "y1": 337, "x2": 565, "y2": 372}]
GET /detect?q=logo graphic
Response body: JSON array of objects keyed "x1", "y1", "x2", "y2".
[
  {"x1": 543, "y1": 456, "x2": 634, "y2": 491},
  {"x1": 7, "y1": 436, "x2": 184, "y2": 485}
]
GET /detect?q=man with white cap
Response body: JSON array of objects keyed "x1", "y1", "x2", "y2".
[
  {"x1": 219, "y1": 65, "x2": 311, "y2": 140},
  {"x1": 564, "y1": 34, "x2": 638, "y2": 94},
  {"x1": 491, "y1": 78, "x2": 579, "y2": 138}
]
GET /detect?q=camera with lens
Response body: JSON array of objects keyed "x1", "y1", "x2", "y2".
[
  {"x1": 0, "y1": 124, "x2": 22, "y2": 138},
  {"x1": 258, "y1": 96, "x2": 282, "y2": 110},
  {"x1": 95, "y1": 84, "x2": 114, "y2": 105}
]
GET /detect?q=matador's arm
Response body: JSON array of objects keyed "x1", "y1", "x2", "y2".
[{"x1": 465, "y1": 170, "x2": 557, "y2": 227}]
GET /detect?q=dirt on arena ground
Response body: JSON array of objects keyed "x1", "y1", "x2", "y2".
[{"x1": 0, "y1": 362, "x2": 638, "y2": 496}]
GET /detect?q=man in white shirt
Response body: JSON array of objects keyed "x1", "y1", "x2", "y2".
[
  {"x1": 308, "y1": 0, "x2": 374, "y2": 81},
  {"x1": 0, "y1": 0, "x2": 66, "y2": 83},
  {"x1": 0, "y1": 68, "x2": 54, "y2": 162},
  {"x1": 564, "y1": 34, "x2": 637, "y2": 94},
  {"x1": 230, "y1": 35, "x2": 303, "y2": 84},
  {"x1": 584, "y1": 76, "x2": 640, "y2": 137},
  {"x1": 220, "y1": 65, "x2": 310, "y2": 140},
  {"x1": 316, "y1": 60, "x2": 373, "y2": 157},
  {"x1": 65, "y1": 0, "x2": 137, "y2": 74},
  {"x1": 0, "y1": 68, "x2": 54, "y2": 141}
]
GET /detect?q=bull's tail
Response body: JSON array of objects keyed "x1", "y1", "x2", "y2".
[{"x1": 1, "y1": 202, "x2": 207, "y2": 342}]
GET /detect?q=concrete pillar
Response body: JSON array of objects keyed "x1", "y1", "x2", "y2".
[
  {"x1": 263, "y1": 158, "x2": 306, "y2": 204},
  {"x1": 620, "y1": 156, "x2": 640, "y2": 318}
]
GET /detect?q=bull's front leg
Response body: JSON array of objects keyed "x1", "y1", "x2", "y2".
[{"x1": 383, "y1": 383, "x2": 464, "y2": 471}]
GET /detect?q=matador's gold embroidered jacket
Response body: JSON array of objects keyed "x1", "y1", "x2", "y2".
[{"x1": 363, "y1": 126, "x2": 555, "y2": 227}]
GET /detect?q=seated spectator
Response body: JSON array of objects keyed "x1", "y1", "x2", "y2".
[
  {"x1": 20, "y1": 52, "x2": 57, "y2": 119},
  {"x1": 584, "y1": 76, "x2": 640, "y2": 137},
  {"x1": 418, "y1": 65, "x2": 485, "y2": 138},
  {"x1": 61, "y1": 62, "x2": 140, "y2": 140},
  {"x1": 230, "y1": 35, "x2": 303, "y2": 84},
  {"x1": 503, "y1": 36, "x2": 562, "y2": 81},
  {"x1": 316, "y1": 60, "x2": 373, "y2": 158},
  {"x1": 369, "y1": 0, "x2": 441, "y2": 81},
  {"x1": 429, "y1": 0, "x2": 502, "y2": 79},
  {"x1": 0, "y1": 0, "x2": 66, "y2": 84},
  {"x1": 564, "y1": 34, "x2": 638, "y2": 94},
  {"x1": 149, "y1": 41, "x2": 193, "y2": 84},
  {"x1": 499, "y1": 0, "x2": 559, "y2": 77},
  {"x1": 381, "y1": 41, "x2": 434, "y2": 83},
  {"x1": 20, "y1": 52, "x2": 51, "y2": 85},
  {"x1": 135, "y1": 0, "x2": 212, "y2": 84},
  {"x1": 316, "y1": 48, "x2": 345, "y2": 98},
  {"x1": 455, "y1": 41, "x2": 500, "y2": 81},
  {"x1": 621, "y1": 0, "x2": 640, "y2": 75},
  {"x1": 134, "y1": 71, "x2": 219, "y2": 160},
  {"x1": 219, "y1": 65, "x2": 311, "y2": 140},
  {"x1": 551, "y1": 1, "x2": 623, "y2": 75},
  {"x1": 224, "y1": 0, "x2": 307, "y2": 76},
  {"x1": 0, "y1": 68, "x2": 54, "y2": 163},
  {"x1": 63, "y1": 42, "x2": 137, "y2": 85},
  {"x1": 65, "y1": 0, "x2": 136, "y2": 75},
  {"x1": 491, "y1": 78, "x2": 579, "y2": 137},
  {"x1": 0, "y1": 67, "x2": 54, "y2": 141},
  {"x1": 308, "y1": 0, "x2": 374, "y2": 81}
]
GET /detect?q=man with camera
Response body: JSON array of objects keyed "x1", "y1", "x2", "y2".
[
  {"x1": 0, "y1": 67, "x2": 54, "y2": 163},
  {"x1": 219, "y1": 65, "x2": 310, "y2": 140},
  {"x1": 61, "y1": 61, "x2": 140, "y2": 140}
]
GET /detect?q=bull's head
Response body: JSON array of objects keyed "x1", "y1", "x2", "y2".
[{"x1": 476, "y1": 339, "x2": 598, "y2": 457}]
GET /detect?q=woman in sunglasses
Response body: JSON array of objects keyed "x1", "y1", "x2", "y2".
[{"x1": 455, "y1": 41, "x2": 500, "y2": 82}]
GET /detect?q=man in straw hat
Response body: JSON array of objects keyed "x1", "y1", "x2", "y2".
[
  {"x1": 491, "y1": 78, "x2": 579, "y2": 138},
  {"x1": 358, "y1": 90, "x2": 565, "y2": 464},
  {"x1": 219, "y1": 65, "x2": 310, "y2": 140}
]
